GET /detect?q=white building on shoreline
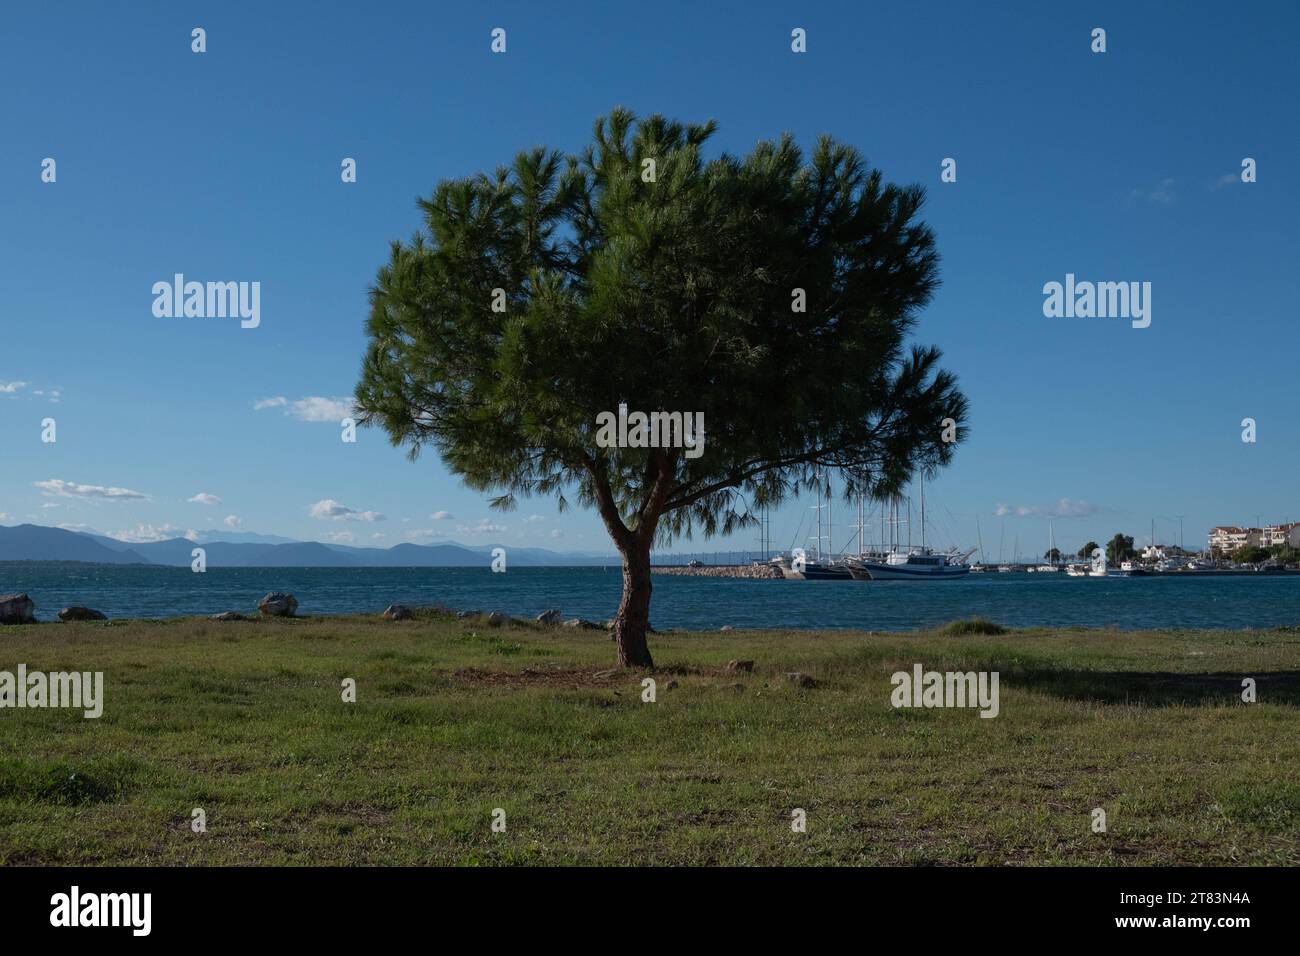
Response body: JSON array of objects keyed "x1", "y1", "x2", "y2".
[{"x1": 1209, "y1": 522, "x2": 1300, "y2": 554}]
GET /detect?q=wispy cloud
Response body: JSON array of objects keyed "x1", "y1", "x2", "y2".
[
  {"x1": 1, "y1": 381, "x2": 29, "y2": 395},
  {"x1": 1130, "y1": 177, "x2": 1176, "y2": 206},
  {"x1": 431, "y1": 510, "x2": 454, "y2": 520},
  {"x1": 457, "y1": 519, "x2": 506, "y2": 536},
  {"x1": 108, "y1": 523, "x2": 197, "y2": 543},
  {"x1": 224, "y1": 514, "x2": 242, "y2": 528},
  {"x1": 309, "y1": 499, "x2": 385, "y2": 522},
  {"x1": 188, "y1": 492, "x2": 222, "y2": 506},
  {"x1": 34, "y1": 479, "x2": 149, "y2": 501}
]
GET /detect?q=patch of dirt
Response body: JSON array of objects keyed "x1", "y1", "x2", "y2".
[
  {"x1": 450, "y1": 663, "x2": 743, "y2": 689},
  {"x1": 451, "y1": 666, "x2": 629, "y2": 689}
]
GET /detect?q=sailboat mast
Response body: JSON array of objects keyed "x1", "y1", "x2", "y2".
[
  {"x1": 858, "y1": 495, "x2": 864, "y2": 555},
  {"x1": 920, "y1": 476, "x2": 926, "y2": 549}
]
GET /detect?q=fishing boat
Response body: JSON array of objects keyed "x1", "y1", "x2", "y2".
[{"x1": 851, "y1": 547, "x2": 974, "y2": 580}]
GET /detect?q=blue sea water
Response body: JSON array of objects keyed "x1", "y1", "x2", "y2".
[{"x1": 2, "y1": 564, "x2": 1299, "y2": 630}]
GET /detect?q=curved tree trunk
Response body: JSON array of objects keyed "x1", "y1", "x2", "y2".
[{"x1": 613, "y1": 539, "x2": 655, "y2": 669}]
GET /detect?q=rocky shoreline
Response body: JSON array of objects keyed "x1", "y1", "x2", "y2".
[
  {"x1": 653, "y1": 564, "x2": 783, "y2": 579},
  {"x1": 0, "y1": 590, "x2": 611, "y2": 631}
]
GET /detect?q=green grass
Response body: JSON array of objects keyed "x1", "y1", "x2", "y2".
[{"x1": 1, "y1": 612, "x2": 1297, "y2": 865}]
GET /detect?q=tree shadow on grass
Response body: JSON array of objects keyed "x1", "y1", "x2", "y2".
[{"x1": 1003, "y1": 669, "x2": 1300, "y2": 707}]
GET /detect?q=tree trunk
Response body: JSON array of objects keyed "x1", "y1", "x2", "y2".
[{"x1": 613, "y1": 539, "x2": 655, "y2": 669}]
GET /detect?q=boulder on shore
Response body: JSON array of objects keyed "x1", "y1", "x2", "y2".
[
  {"x1": 382, "y1": 604, "x2": 414, "y2": 621},
  {"x1": 0, "y1": 593, "x2": 36, "y2": 625},
  {"x1": 257, "y1": 592, "x2": 299, "y2": 617},
  {"x1": 210, "y1": 611, "x2": 247, "y2": 621},
  {"x1": 486, "y1": 611, "x2": 508, "y2": 626},
  {"x1": 536, "y1": 609, "x2": 563, "y2": 625},
  {"x1": 58, "y1": 606, "x2": 107, "y2": 622}
]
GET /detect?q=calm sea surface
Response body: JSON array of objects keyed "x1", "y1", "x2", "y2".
[{"x1": 2, "y1": 564, "x2": 1299, "y2": 630}]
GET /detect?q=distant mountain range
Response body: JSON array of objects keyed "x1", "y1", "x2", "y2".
[{"x1": 0, "y1": 524, "x2": 616, "y2": 567}]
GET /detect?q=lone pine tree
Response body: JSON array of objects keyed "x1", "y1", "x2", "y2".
[{"x1": 354, "y1": 108, "x2": 967, "y2": 668}]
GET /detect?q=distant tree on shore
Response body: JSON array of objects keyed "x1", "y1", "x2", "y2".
[
  {"x1": 353, "y1": 108, "x2": 968, "y2": 668},
  {"x1": 1106, "y1": 534, "x2": 1137, "y2": 564},
  {"x1": 1078, "y1": 540, "x2": 1100, "y2": 561},
  {"x1": 1234, "y1": 545, "x2": 1270, "y2": 564},
  {"x1": 1272, "y1": 545, "x2": 1300, "y2": 565},
  {"x1": 1044, "y1": 548, "x2": 1062, "y2": 562}
]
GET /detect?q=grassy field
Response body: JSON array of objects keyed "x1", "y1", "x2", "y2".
[{"x1": 1, "y1": 612, "x2": 1298, "y2": 865}]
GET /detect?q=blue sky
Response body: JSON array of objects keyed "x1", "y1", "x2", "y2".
[{"x1": 1, "y1": 0, "x2": 1296, "y2": 558}]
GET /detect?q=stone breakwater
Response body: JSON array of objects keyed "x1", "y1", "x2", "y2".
[{"x1": 653, "y1": 564, "x2": 783, "y2": 580}]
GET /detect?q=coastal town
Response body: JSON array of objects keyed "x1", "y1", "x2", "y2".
[{"x1": 655, "y1": 520, "x2": 1300, "y2": 579}]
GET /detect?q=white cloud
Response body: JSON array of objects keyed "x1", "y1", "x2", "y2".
[
  {"x1": 525, "y1": 514, "x2": 545, "y2": 523},
  {"x1": 325, "y1": 531, "x2": 356, "y2": 544},
  {"x1": 309, "y1": 499, "x2": 385, "y2": 522},
  {"x1": 256, "y1": 396, "x2": 355, "y2": 422},
  {"x1": 0, "y1": 381, "x2": 28, "y2": 395},
  {"x1": 289, "y1": 396, "x2": 355, "y2": 422},
  {"x1": 431, "y1": 510, "x2": 454, "y2": 520},
  {"x1": 371, "y1": 532, "x2": 386, "y2": 540},
  {"x1": 224, "y1": 514, "x2": 242, "y2": 528},
  {"x1": 995, "y1": 498, "x2": 1097, "y2": 519},
  {"x1": 188, "y1": 492, "x2": 222, "y2": 506},
  {"x1": 34, "y1": 479, "x2": 148, "y2": 501},
  {"x1": 550, "y1": 529, "x2": 564, "y2": 539}
]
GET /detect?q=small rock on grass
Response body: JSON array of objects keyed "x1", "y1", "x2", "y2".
[
  {"x1": 381, "y1": 604, "x2": 413, "y2": 621},
  {"x1": 57, "y1": 606, "x2": 107, "y2": 622},
  {"x1": 0, "y1": 593, "x2": 36, "y2": 625},
  {"x1": 725, "y1": 660, "x2": 754, "y2": 673},
  {"x1": 257, "y1": 592, "x2": 298, "y2": 617},
  {"x1": 785, "y1": 671, "x2": 820, "y2": 688}
]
